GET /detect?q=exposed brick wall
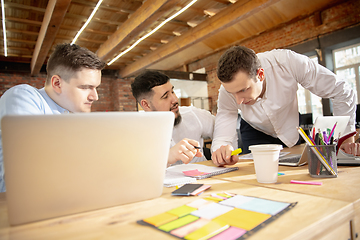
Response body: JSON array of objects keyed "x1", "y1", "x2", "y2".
[{"x1": 0, "y1": 72, "x2": 46, "y2": 96}]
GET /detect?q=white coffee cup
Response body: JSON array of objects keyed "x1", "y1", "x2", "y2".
[{"x1": 249, "y1": 144, "x2": 283, "y2": 183}]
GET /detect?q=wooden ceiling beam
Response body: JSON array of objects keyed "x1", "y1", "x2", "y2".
[
  {"x1": 59, "y1": 25, "x2": 112, "y2": 36},
  {"x1": 6, "y1": 28, "x2": 39, "y2": 36},
  {"x1": 119, "y1": 0, "x2": 280, "y2": 77},
  {"x1": 96, "y1": 0, "x2": 179, "y2": 62},
  {"x1": 4, "y1": 2, "x2": 46, "y2": 12},
  {"x1": 71, "y1": 0, "x2": 135, "y2": 15},
  {"x1": 65, "y1": 12, "x2": 124, "y2": 26},
  {"x1": 7, "y1": 38, "x2": 37, "y2": 44},
  {"x1": 31, "y1": 0, "x2": 72, "y2": 76},
  {"x1": 5, "y1": 17, "x2": 42, "y2": 26}
]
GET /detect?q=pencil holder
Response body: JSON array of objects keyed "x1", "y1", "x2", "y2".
[{"x1": 307, "y1": 144, "x2": 337, "y2": 178}]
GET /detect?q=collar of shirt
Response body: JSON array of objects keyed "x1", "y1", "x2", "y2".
[{"x1": 38, "y1": 88, "x2": 69, "y2": 114}]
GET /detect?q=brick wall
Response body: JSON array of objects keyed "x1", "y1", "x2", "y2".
[{"x1": 0, "y1": 0, "x2": 359, "y2": 113}]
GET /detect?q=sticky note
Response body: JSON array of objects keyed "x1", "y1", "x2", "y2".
[
  {"x1": 183, "y1": 169, "x2": 208, "y2": 176},
  {"x1": 191, "y1": 203, "x2": 233, "y2": 219},
  {"x1": 168, "y1": 205, "x2": 198, "y2": 217},
  {"x1": 209, "y1": 226, "x2": 247, "y2": 240},
  {"x1": 171, "y1": 218, "x2": 210, "y2": 238},
  {"x1": 186, "y1": 199, "x2": 213, "y2": 209},
  {"x1": 214, "y1": 208, "x2": 271, "y2": 230},
  {"x1": 158, "y1": 215, "x2": 199, "y2": 232},
  {"x1": 143, "y1": 212, "x2": 178, "y2": 227},
  {"x1": 216, "y1": 193, "x2": 233, "y2": 199},
  {"x1": 237, "y1": 198, "x2": 290, "y2": 215},
  {"x1": 184, "y1": 219, "x2": 229, "y2": 240},
  {"x1": 220, "y1": 195, "x2": 254, "y2": 208},
  {"x1": 203, "y1": 196, "x2": 223, "y2": 202}
]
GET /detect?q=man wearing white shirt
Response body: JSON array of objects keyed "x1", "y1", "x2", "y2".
[
  {"x1": 0, "y1": 43, "x2": 105, "y2": 192},
  {"x1": 211, "y1": 45, "x2": 360, "y2": 166},
  {"x1": 131, "y1": 70, "x2": 217, "y2": 165}
]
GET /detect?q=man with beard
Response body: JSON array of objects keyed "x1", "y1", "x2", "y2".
[{"x1": 131, "y1": 70, "x2": 221, "y2": 166}]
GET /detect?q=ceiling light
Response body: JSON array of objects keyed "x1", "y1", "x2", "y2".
[
  {"x1": 107, "y1": 0, "x2": 198, "y2": 66},
  {"x1": 71, "y1": 0, "x2": 104, "y2": 45},
  {"x1": 1, "y1": 0, "x2": 7, "y2": 57}
]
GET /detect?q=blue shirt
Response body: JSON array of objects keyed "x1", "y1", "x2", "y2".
[{"x1": 0, "y1": 84, "x2": 69, "y2": 192}]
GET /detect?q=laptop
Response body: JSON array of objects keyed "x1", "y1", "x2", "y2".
[
  {"x1": 311, "y1": 116, "x2": 351, "y2": 140},
  {"x1": 1, "y1": 111, "x2": 174, "y2": 225},
  {"x1": 279, "y1": 145, "x2": 308, "y2": 167}
]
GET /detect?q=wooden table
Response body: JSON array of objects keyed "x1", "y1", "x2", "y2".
[
  {"x1": 0, "y1": 144, "x2": 358, "y2": 240},
  {"x1": 206, "y1": 144, "x2": 360, "y2": 239}
]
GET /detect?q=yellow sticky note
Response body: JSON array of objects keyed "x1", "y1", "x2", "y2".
[
  {"x1": 143, "y1": 212, "x2": 178, "y2": 227},
  {"x1": 167, "y1": 205, "x2": 197, "y2": 217},
  {"x1": 203, "y1": 196, "x2": 223, "y2": 202},
  {"x1": 214, "y1": 208, "x2": 271, "y2": 230}
]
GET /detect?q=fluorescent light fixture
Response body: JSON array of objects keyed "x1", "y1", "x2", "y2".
[
  {"x1": 107, "y1": 0, "x2": 198, "y2": 66},
  {"x1": 1, "y1": 0, "x2": 7, "y2": 57},
  {"x1": 71, "y1": 0, "x2": 103, "y2": 45}
]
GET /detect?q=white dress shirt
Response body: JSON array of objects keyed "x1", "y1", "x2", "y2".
[
  {"x1": 212, "y1": 49, "x2": 356, "y2": 152},
  {"x1": 171, "y1": 106, "x2": 215, "y2": 163}
]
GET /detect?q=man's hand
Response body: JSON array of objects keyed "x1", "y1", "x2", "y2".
[
  {"x1": 168, "y1": 138, "x2": 203, "y2": 165},
  {"x1": 340, "y1": 142, "x2": 360, "y2": 156},
  {"x1": 211, "y1": 145, "x2": 238, "y2": 166}
]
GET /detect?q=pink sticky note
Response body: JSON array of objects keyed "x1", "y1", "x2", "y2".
[
  {"x1": 209, "y1": 226, "x2": 246, "y2": 240},
  {"x1": 183, "y1": 169, "x2": 208, "y2": 177}
]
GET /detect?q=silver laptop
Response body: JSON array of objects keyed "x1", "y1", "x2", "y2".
[
  {"x1": 2, "y1": 111, "x2": 174, "y2": 225},
  {"x1": 279, "y1": 145, "x2": 308, "y2": 167}
]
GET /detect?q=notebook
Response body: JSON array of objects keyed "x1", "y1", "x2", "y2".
[
  {"x1": 164, "y1": 163, "x2": 239, "y2": 187},
  {"x1": 278, "y1": 145, "x2": 308, "y2": 167},
  {"x1": 1, "y1": 111, "x2": 174, "y2": 225}
]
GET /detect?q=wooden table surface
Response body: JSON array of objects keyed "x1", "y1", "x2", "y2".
[{"x1": 0, "y1": 144, "x2": 358, "y2": 240}]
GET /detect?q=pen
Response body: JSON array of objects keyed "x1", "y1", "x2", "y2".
[
  {"x1": 297, "y1": 127, "x2": 336, "y2": 176},
  {"x1": 290, "y1": 180, "x2": 322, "y2": 185},
  {"x1": 231, "y1": 148, "x2": 242, "y2": 156},
  {"x1": 329, "y1": 122, "x2": 337, "y2": 140},
  {"x1": 194, "y1": 146, "x2": 201, "y2": 149}
]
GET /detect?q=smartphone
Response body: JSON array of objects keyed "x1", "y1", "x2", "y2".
[{"x1": 171, "y1": 184, "x2": 204, "y2": 196}]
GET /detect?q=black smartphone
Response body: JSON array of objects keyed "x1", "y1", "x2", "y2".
[{"x1": 171, "y1": 184, "x2": 204, "y2": 196}]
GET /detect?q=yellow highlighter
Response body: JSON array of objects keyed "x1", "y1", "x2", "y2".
[{"x1": 231, "y1": 148, "x2": 242, "y2": 156}]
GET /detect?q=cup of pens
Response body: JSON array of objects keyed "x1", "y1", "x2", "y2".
[{"x1": 307, "y1": 144, "x2": 337, "y2": 178}]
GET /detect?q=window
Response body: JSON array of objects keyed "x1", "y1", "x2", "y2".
[
  {"x1": 297, "y1": 55, "x2": 323, "y2": 123},
  {"x1": 333, "y1": 43, "x2": 360, "y2": 104}
]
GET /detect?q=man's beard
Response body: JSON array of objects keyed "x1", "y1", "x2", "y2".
[{"x1": 174, "y1": 114, "x2": 182, "y2": 126}]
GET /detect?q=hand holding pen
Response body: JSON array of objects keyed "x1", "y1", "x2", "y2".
[
  {"x1": 168, "y1": 138, "x2": 203, "y2": 165},
  {"x1": 212, "y1": 145, "x2": 240, "y2": 166}
]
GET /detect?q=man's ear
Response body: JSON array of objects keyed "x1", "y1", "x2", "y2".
[
  {"x1": 140, "y1": 99, "x2": 151, "y2": 111},
  {"x1": 51, "y1": 75, "x2": 62, "y2": 94},
  {"x1": 257, "y1": 68, "x2": 265, "y2": 82}
]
